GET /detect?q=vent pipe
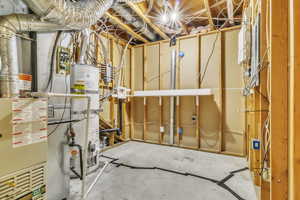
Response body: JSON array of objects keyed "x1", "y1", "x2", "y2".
[
  {"x1": 0, "y1": 14, "x2": 71, "y2": 97},
  {"x1": 0, "y1": 0, "x2": 115, "y2": 97},
  {"x1": 112, "y1": 3, "x2": 157, "y2": 41}
]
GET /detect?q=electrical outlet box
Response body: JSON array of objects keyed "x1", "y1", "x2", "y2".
[{"x1": 252, "y1": 139, "x2": 260, "y2": 150}]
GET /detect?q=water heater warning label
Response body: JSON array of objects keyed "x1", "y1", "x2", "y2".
[{"x1": 11, "y1": 99, "x2": 48, "y2": 148}]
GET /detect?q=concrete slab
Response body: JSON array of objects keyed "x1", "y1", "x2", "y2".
[{"x1": 70, "y1": 141, "x2": 257, "y2": 200}]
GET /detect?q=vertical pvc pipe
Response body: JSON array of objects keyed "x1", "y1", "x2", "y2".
[
  {"x1": 170, "y1": 49, "x2": 177, "y2": 145},
  {"x1": 81, "y1": 96, "x2": 91, "y2": 200}
]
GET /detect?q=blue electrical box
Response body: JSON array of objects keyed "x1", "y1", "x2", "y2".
[{"x1": 252, "y1": 139, "x2": 260, "y2": 150}]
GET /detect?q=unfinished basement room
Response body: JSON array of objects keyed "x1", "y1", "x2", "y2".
[{"x1": 0, "y1": 0, "x2": 298, "y2": 200}]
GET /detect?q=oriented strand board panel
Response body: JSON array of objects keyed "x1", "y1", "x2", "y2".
[
  {"x1": 199, "y1": 33, "x2": 222, "y2": 151},
  {"x1": 132, "y1": 98, "x2": 144, "y2": 140},
  {"x1": 180, "y1": 97, "x2": 198, "y2": 148},
  {"x1": 132, "y1": 47, "x2": 144, "y2": 90},
  {"x1": 179, "y1": 37, "x2": 199, "y2": 148},
  {"x1": 145, "y1": 44, "x2": 160, "y2": 90},
  {"x1": 144, "y1": 45, "x2": 160, "y2": 141},
  {"x1": 223, "y1": 30, "x2": 245, "y2": 154},
  {"x1": 160, "y1": 42, "x2": 173, "y2": 90},
  {"x1": 179, "y1": 36, "x2": 199, "y2": 89},
  {"x1": 101, "y1": 90, "x2": 111, "y2": 122},
  {"x1": 124, "y1": 103, "x2": 131, "y2": 139},
  {"x1": 124, "y1": 49, "x2": 131, "y2": 88},
  {"x1": 145, "y1": 97, "x2": 160, "y2": 142},
  {"x1": 162, "y1": 97, "x2": 170, "y2": 144}
]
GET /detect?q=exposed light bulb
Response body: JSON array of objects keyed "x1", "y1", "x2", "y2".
[
  {"x1": 161, "y1": 13, "x2": 169, "y2": 24},
  {"x1": 170, "y1": 11, "x2": 179, "y2": 22}
]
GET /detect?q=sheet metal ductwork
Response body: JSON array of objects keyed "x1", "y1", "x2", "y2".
[
  {"x1": 0, "y1": 0, "x2": 116, "y2": 97},
  {"x1": 0, "y1": 14, "x2": 71, "y2": 97},
  {"x1": 22, "y1": 0, "x2": 115, "y2": 29},
  {"x1": 112, "y1": 3, "x2": 157, "y2": 41}
]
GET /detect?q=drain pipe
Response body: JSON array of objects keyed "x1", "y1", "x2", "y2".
[
  {"x1": 170, "y1": 49, "x2": 177, "y2": 145},
  {"x1": 79, "y1": 29, "x2": 91, "y2": 64},
  {"x1": 0, "y1": 14, "x2": 71, "y2": 97}
]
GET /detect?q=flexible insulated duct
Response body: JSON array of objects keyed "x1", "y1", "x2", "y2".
[
  {"x1": 22, "y1": 0, "x2": 115, "y2": 29},
  {"x1": 0, "y1": 14, "x2": 71, "y2": 97},
  {"x1": 0, "y1": 0, "x2": 115, "y2": 97},
  {"x1": 112, "y1": 3, "x2": 157, "y2": 41}
]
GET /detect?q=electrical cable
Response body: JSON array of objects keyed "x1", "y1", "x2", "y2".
[
  {"x1": 44, "y1": 31, "x2": 63, "y2": 92},
  {"x1": 100, "y1": 155, "x2": 248, "y2": 200}
]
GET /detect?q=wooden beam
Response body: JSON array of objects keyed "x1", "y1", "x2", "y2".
[
  {"x1": 105, "y1": 12, "x2": 149, "y2": 43},
  {"x1": 101, "y1": 32, "x2": 132, "y2": 48},
  {"x1": 289, "y1": 0, "x2": 300, "y2": 199},
  {"x1": 127, "y1": 2, "x2": 169, "y2": 40},
  {"x1": 259, "y1": 0, "x2": 271, "y2": 197},
  {"x1": 194, "y1": 0, "x2": 226, "y2": 16},
  {"x1": 204, "y1": 0, "x2": 215, "y2": 29},
  {"x1": 270, "y1": 0, "x2": 288, "y2": 199}
]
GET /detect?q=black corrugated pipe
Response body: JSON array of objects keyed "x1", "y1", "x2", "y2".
[
  {"x1": 118, "y1": 99, "x2": 123, "y2": 136},
  {"x1": 69, "y1": 143, "x2": 83, "y2": 180},
  {"x1": 30, "y1": 32, "x2": 38, "y2": 93},
  {"x1": 99, "y1": 128, "x2": 121, "y2": 136}
]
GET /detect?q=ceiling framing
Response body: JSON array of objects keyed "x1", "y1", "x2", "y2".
[{"x1": 102, "y1": 0, "x2": 244, "y2": 44}]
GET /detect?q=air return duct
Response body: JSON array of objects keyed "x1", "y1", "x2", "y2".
[
  {"x1": 0, "y1": 0, "x2": 115, "y2": 97},
  {"x1": 22, "y1": 0, "x2": 115, "y2": 29}
]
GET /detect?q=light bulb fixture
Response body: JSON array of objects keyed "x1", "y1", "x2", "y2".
[
  {"x1": 161, "y1": 13, "x2": 169, "y2": 24},
  {"x1": 170, "y1": 11, "x2": 179, "y2": 22},
  {"x1": 154, "y1": 1, "x2": 185, "y2": 34}
]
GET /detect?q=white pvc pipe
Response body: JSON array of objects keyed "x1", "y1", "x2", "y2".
[
  {"x1": 84, "y1": 161, "x2": 109, "y2": 199},
  {"x1": 31, "y1": 92, "x2": 91, "y2": 200}
]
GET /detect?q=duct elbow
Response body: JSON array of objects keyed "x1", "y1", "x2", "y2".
[
  {"x1": 22, "y1": 0, "x2": 115, "y2": 29},
  {"x1": 0, "y1": 15, "x2": 20, "y2": 36}
]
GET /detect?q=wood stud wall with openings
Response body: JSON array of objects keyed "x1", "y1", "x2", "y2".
[
  {"x1": 96, "y1": 33, "x2": 132, "y2": 147},
  {"x1": 131, "y1": 26, "x2": 246, "y2": 156},
  {"x1": 244, "y1": 0, "x2": 300, "y2": 199}
]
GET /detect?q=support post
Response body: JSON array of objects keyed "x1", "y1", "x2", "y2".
[{"x1": 270, "y1": 0, "x2": 288, "y2": 199}]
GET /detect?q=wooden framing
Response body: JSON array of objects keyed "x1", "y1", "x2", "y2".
[
  {"x1": 270, "y1": 0, "x2": 288, "y2": 199},
  {"x1": 289, "y1": 0, "x2": 300, "y2": 199},
  {"x1": 101, "y1": 32, "x2": 133, "y2": 48},
  {"x1": 130, "y1": 28, "x2": 245, "y2": 156},
  {"x1": 204, "y1": 0, "x2": 215, "y2": 29},
  {"x1": 126, "y1": 2, "x2": 169, "y2": 40},
  {"x1": 133, "y1": 26, "x2": 241, "y2": 48},
  {"x1": 258, "y1": 0, "x2": 270, "y2": 197},
  {"x1": 105, "y1": 12, "x2": 149, "y2": 43}
]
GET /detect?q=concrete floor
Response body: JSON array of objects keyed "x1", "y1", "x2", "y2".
[{"x1": 71, "y1": 141, "x2": 257, "y2": 200}]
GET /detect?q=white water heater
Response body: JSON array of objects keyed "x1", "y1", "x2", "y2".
[{"x1": 71, "y1": 64, "x2": 100, "y2": 171}]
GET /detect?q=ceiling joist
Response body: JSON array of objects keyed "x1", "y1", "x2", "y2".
[
  {"x1": 204, "y1": 0, "x2": 215, "y2": 29},
  {"x1": 105, "y1": 12, "x2": 149, "y2": 43},
  {"x1": 127, "y1": 2, "x2": 169, "y2": 40}
]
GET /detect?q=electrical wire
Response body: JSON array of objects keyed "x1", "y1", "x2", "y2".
[{"x1": 44, "y1": 31, "x2": 63, "y2": 92}]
